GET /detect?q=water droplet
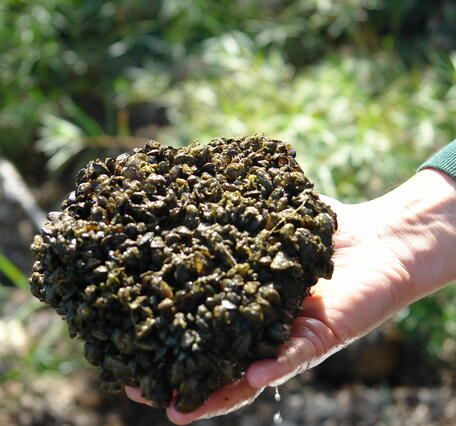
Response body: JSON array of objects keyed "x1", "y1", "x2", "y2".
[
  {"x1": 273, "y1": 386, "x2": 282, "y2": 424},
  {"x1": 274, "y1": 386, "x2": 281, "y2": 402}
]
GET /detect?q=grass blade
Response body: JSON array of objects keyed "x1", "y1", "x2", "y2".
[{"x1": 0, "y1": 253, "x2": 29, "y2": 291}]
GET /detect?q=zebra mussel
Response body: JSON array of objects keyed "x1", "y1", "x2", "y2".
[{"x1": 30, "y1": 135, "x2": 337, "y2": 412}]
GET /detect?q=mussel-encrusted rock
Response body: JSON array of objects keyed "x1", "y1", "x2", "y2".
[{"x1": 30, "y1": 135, "x2": 337, "y2": 412}]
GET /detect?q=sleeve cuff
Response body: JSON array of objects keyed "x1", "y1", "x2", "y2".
[{"x1": 418, "y1": 140, "x2": 456, "y2": 181}]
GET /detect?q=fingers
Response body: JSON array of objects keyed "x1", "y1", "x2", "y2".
[
  {"x1": 247, "y1": 317, "x2": 339, "y2": 388},
  {"x1": 124, "y1": 386, "x2": 155, "y2": 407},
  {"x1": 126, "y1": 379, "x2": 264, "y2": 424},
  {"x1": 166, "y1": 377, "x2": 264, "y2": 425},
  {"x1": 246, "y1": 338, "x2": 314, "y2": 388}
]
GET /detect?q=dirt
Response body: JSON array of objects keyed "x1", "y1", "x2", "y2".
[{"x1": 2, "y1": 364, "x2": 456, "y2": 426}]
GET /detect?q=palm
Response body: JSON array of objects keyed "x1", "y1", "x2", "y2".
[{"x1": 128, "y1": 198, "x2": 409, "y2": 425}]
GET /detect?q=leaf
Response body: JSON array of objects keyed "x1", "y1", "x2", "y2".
[
  {"x1": 0, "y1": 253, "x2": 29, "y2": 291},
  {"x1": 61, "y1": 97, "x2": 106, "y2": 137},
  {"x1": 37, "y1": 113, "x2": 85, "y2": 173}
]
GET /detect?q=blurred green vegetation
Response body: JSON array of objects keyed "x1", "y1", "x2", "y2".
[
  {"x1": 0, "y1": 254, "x2": 86, "y2": 390},
  {"x1": 1, "y1": 0, "x2": 456, "y2": 376}
]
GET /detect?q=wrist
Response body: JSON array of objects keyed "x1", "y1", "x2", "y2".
[{"x1": 377, "y1": 169, "x2": 456, "y2": 303}]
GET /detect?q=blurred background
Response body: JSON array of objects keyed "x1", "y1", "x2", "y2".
[{"x1": 1, "y1": 1, "x2": 456, "y2": 424}]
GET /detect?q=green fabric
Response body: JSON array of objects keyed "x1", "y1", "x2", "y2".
[{"x1": 418, "y1": 140, "x2": 456, "y2": 181}]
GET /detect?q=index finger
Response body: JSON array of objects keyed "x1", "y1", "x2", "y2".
[{"x1": 166, "y1": 376, "x2": 264, "y2": 425}]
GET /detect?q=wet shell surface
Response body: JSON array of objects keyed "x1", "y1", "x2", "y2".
[{"x1": 30, "y1": 135, "x2": 337, "y2": 412}]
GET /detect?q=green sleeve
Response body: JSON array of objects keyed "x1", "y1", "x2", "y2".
[{"x1": 418, "y1": 140, "x2": 456, "y2": 181}]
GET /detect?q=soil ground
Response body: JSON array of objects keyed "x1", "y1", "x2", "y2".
[{"x1": 2, "y1": 354, "x2": 456, "y2": 426}]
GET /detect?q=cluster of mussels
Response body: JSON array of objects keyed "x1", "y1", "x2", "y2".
[{"x1": 30, "y1": 135, "x2": 337, "y2": 412}]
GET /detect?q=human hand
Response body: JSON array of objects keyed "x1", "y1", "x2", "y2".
[{"x1": 126, "y1": 170, "x2": 456, "y2": 424}]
